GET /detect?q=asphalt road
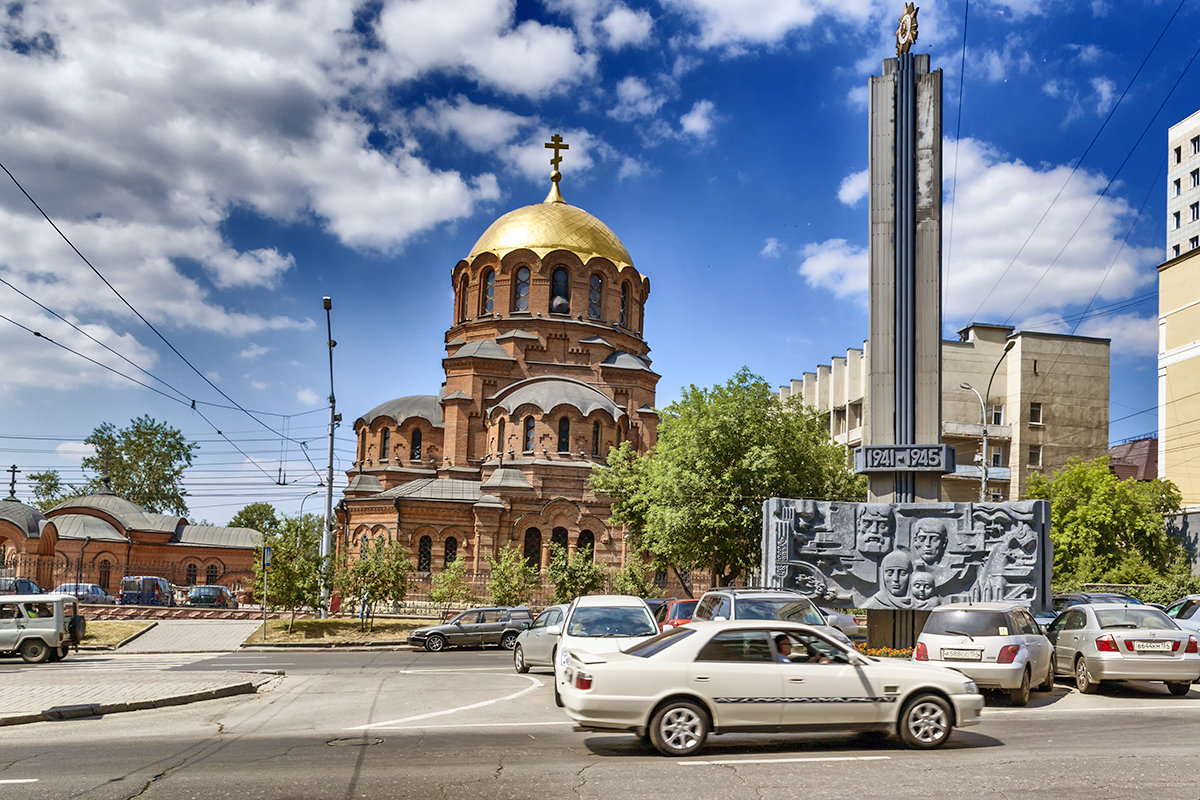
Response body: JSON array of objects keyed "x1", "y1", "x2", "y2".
[{"x1": 2, "y1": 647, "x2": 1199, "y2": 799}]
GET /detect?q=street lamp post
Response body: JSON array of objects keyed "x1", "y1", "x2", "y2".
[
  {"x1": 960, "y1": 339, "x2": 1016, "y2": 502},
  {"x1": 321, "y1": 297, "x2": 337, "y2": 619}
]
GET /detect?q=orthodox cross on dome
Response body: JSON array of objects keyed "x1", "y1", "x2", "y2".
[
  {"x1": 895, "y1": 2, "x2": 918, "y2": 57},
  {"x1": 545, "y1": 134, "x2": 569, "y2": 175},
  {"x1": 6, "y1": 464, "x2": 18, "y2": 499}
]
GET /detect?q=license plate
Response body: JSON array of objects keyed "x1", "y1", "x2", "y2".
[
  {"x1": 941, "y1": 648, "x2": 982, "y2": 661},
  {"x1": 1132, "y1": 640, "x2": 1172, "y2": 653}
]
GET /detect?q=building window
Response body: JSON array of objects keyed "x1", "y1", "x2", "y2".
[
  {"x1": 456, "y1": 275, "x2": 469, "y2": 323},
  {"x1": 1192, "y1": 168, "x2": 1199, "y2": 188},
  {"x1": 990, "y1": 448, "x2": 1003, "y2": 468},
  {"x1": 1193, "y1": 135, "x2": 1200, "y2": 155},
  {"x1": 1174, "y1": 211, "x2": 1182, "y2": 229},
  {"x1": 589, "y1": 274, "x2": 603, "y2": 319},
  {"x1": 410, "y1": 429, "x2": 422, "y2": 461},
  {"x1": 592, "y1": 421, "x2": 601, "y2": 456},
  {"x1": 619, "y1": 283, "x2": 629, "y2": 327},
  {"x1": 418, "y1": 536, "x2": 432, "y2": 572},
  {"x1": 550, "y1": 267, "x2": 570, "y2": 314},
  {"x1": 444, "y1": 537, "x2": 458, "y2": 567},
  {"x1": 1176, "y1": 245, "x2": 1183, "y2": 257},
  {"x1": 98, "y1": 560, "x2": 111, "y2": 591},
  {"x1": 186, "y1": 564, "x2": 198, "y2": 585},
  {"x1": 513, "y1": 266, "x2": 530, "y2": 312},
  {"x1": 989, "y1": 405, "x2": 1003, "y2": 426},
  {"x1": 558, "y1": 417, "x2": 570, "y2": 452},
  {"x1": 1191, "y1": 236, "x2": 1199, "y2": 251},
  {"x1": 523, "y1": 416, "x2": 536, "y2": 452},
  {"x1": 1175, "y1": 145, "x2": 1183, "y2": 164},
  {"x1": 990, "y1": 491, "x2": 1004, "y2": 502},
  {"x1": 497, "y1": 418, "x2": 506, "y2": 455},
  {"x1": 1029, "y1": 402, "x2": 1043, "y2": 425},
  {"x1": 578, "y1": 530, "x2": 594, "y2": 561},
  {"x1": 1175, "y1": 178, "x2": 1182, "y2": 196},
  {"x1": 206, "y1": 565, "x2": 219, "y2": 585},
  {"x1": 481, "y1": 270, "x2": 494, "y2": 316},
  {"x1": 1029, "y1": 445, "x2": 1043, "y2": 468},
  {"x1": 552, "y1": 527, "x2": 569, "y2": 553},
  {"x1": 523, "y1": 528, "x2": 541, "y2": 569},
  {"x1": 380, "y1": 429, "x2": 390, "y2": 462},
  {"x1": 1191, "y1": 202, "x2": 1199, "y2": 222}
]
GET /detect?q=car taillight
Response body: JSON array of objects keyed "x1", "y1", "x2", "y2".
[
  {"x1": 914, "y1": 642, "x2": 928, "y2": 661},
  {"x1": 997, "y1": 644, "x2": 1020, "y2": 664},
  {"x1": 1095, "y1": 634, "x2": 1119, "y2": 652},
  {"x1": 1187, "y1": 636, "x2": 1198, "y2": 654},
  {"x1": 574, "y1": 672, "x2": 592, "y2": 690}
]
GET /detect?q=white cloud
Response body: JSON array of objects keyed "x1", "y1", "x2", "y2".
[
  {"x1": 410, "y1": 95, "x2": 534, "y2": 152},
  {"x1": 761, "y1": 237, "x2": 785, "y2": 258},
  {"x1": 600, "y1": 5, "x2": 654, "y2": 49},
  {"x1": 1075, "y1": 312, "x2": 1156, "y2": 357},
  {"x1": 663, "y1": 0, "x2": 879, "y2": 49},
  {"x1": 1091, "y1": 77, "x2": 1116, "y2": 115},
  {"x1": 680, "y1": 100, "x2": 717, "y2": 138},
  {"x1": 56, "y1": 442, "x2": 97, "y2": 460},
  {"x1": 838, "y1": 170, "x2": 869, "y2": 206},
  {"x1": 610, "y1": 77, "x2": 666, "y2": 121},
  {"x1": 296, "y1": 388, "x2": 320, "y2": 406},
  {"x1": 239, "y1": 344, "x2": 271, "y2": 360},
  {"x1": 797, "y1": 239, "x2": 869, "y2": 299}
]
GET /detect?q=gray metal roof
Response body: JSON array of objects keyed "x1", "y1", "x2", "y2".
[
  {"x1": 0, "y1": 498, "x2": 47, "y2": 537},
  {"x1": 475, "y1": 494, "x2": 505, "y2": 508},
  {"x1": 357, "y1": 395, "x2": 444, "y2": 428},
  {"x1": 447, "y1": 340, "x2": 516, "y2": 361},
  {"x1": 482, "y1": 467, "x2": 533, "y2": 489},
  {"x1": 490, "y1": 377, "x2": 625, "y2": 421},
  {"x1": 601, "y1": 350, "x2": 651, "y2": 371},
  {"x1": 377, "y1": 478, "x2": 483, "y2": 503},
  {"x1": 497, "y1": 329, "x2": 539, "y2": 341},
  {"x1": 48, "y1": 492, "x2": 183, "y2": 533},
  {"x1": 579, "y1": 335, "x2": 613, "y2": 347},
  {"x1": 443, "y1": 390, "x2": 472, "y2": 401},
  {"x1": 346, "y1": 472, "x2": 385, "y2": 493},
  {"x1": 175, "y1": 525, "x2": 262, "y2": 549},
  {"x1": 50, "y1": 514, "x2": 128, "y2": 542}
]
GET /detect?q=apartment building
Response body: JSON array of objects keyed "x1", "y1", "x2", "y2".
[
  {"x1": 1158, "y1": 246, "x2": 1200, "y2": 507},
  {"x1": 1168, "y1": 109, "x2": 1200, "y2": 260},
  {"x1": 780, "y1": 322, "x2": 1110, "y2": 502}
]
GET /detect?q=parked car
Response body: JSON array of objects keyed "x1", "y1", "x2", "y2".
[
  {"x1": 656, "y1": 598, "x2": 698, "y2": 631},
  {"x1": 0, "y1": 577, "x2": 43, "y2": 595},
  {"x1": 1053, "y1": 592, "x2": 1142, "y2": 614},
  {"x1": 819, "y1": 607, "x2": 863, "y2": 641},
  {"x1": 513, "y1": 604, "x2": 569, "y2": 673},
  {"x1": 691, "y1": 587, "x2": 854, "y2": 646},
  {"x1": 644, "y1": 597, "x2": 671, "y2": 619},
  {"x1": 118, "y1": 575, "x2": 175, "y2": 606},
  {"x1": 1163, "y1": 595, "x2": 1200, "y2": 635},
  {"x1": 52, "y1": 582, "x2": 115, "y2": 604},
  {"x1": 0, "y1": 593, "x2": 86, "y2": 663},
  {"x1": 407, "y1": 606, "x2": 533, "y2": 652},
  {"x1": 1044, "y1": 603, "x2": 1200, "y2": 695},
  {"x1": 914, "y1": 602, "x2": 1054, "y2": 705},
  {"x1": 184, "y1": 585, "x2": 237, "y2": 609},
  {"x1": 558, "y1": 619, "x2": 984, "y2": 756},
  {"x1": 553, "y1": 595, "x2": 659, "y2": 706}
]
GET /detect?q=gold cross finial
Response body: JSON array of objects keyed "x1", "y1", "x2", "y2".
[{"x1": 545, "y1": 134, "x2": 569, "y2": 172}]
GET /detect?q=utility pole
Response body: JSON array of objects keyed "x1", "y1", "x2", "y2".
[{"x1": 321, "y1": 297, "x2": 337, "y2": 618}]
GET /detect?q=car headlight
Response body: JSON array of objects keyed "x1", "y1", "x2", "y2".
[{"x1": 963, "y1": 680, "x2": 979, "y2": 694}]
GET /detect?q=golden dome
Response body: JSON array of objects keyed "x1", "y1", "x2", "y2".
[{"x1": 468, "y1": 184, "x2": 633, "y2": 267}]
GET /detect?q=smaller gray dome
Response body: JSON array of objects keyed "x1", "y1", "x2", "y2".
[
  {"x1": 0, "y1": 497, "x2": 48, "y2": 537},
  {"x1": 490, "y1": 377, "x2": 625, "y2": 422},
  {"x1": 358, "y1": 395, "x2": 444, "y2": 428}
]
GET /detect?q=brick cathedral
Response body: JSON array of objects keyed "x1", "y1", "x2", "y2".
[{"x1": 337, "y1": 139, "x2": 659, "y2": 580}]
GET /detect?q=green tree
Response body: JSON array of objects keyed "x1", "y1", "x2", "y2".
[
  {"x1": 336, "y1": 537, "x2": 414, "y2": 628},
  {"x1": 546, "y1": 543, "x2": 606, "y2": 603},
  {"x1": 1025, "y1": 457, "x2": 1184, "y2": 583},
  {"x1": 608, "y1": 556, "x2": 657, "y2": 598},
  {"x1": 591, "y1": 367, "x2": 866, "y2": 586},
  {"x1": 230, "y1": 502, "x2": 281, "y2": 534},
  {"x1": 485, "y1": 545, "x2": 539, "y2": 607},
  {"x1": 26, "y1": 470, "x2": 83, "y2": 511},
  {"x1": 427, "y1": 558, "x2": 475, "y2": 618},
  {"x1": 253, "y1": 512, "x2": 326, "y2": 633}
]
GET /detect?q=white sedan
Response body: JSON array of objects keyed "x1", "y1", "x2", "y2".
[{"x1": 559, "y1": 619, "x2": 984, "y2": 756}]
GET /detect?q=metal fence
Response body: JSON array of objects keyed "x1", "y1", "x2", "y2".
[{"x1": 1, "y1": 552, "x2": 254, "y2": 595}]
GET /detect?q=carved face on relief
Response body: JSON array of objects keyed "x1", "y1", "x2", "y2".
[
  {"x1": 910, "y1": 569, "x2": 935, "y2": 601},
  {"x1": 856, "y1": 505, "x2": 894, "y2": 555},
  {"x1": 881, "y1": 549, "x2": 912, "y2": 596},
  {"x1": 912, "y1": 518, "x2": 949, "y2": 565}
]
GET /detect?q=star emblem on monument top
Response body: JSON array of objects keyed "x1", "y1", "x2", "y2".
[{"x1": 895, "y1": 2, "x2": 919, "y2": 56}]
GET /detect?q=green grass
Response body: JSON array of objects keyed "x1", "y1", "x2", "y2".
[
  {"x1": 82, "y1": 620, "x2": 154, "y2": 648},
  {"x1": 244, "y1": 617, "x2": 427, "y2": 644}
]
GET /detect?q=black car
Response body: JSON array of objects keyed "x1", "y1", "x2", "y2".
[
  {"x1": 0, "y1": 577, "x2": 43, "y2": 594},
  {"x1": 1052, "y1": 592, "x2": 1142, "y2": 614},
  {"x1": 184, "y1": 585, "x2": 237, "y2": 608},
  {"x1": 407, "y1": 606, "x2": 533, "y2": 652}
]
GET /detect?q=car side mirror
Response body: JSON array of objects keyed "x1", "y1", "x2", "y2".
[
  {"x1": 547, "y1": 624, "x2": 562, "y2": 636},
  {"x1": 713, "y1": 615, "x2": 727, "y2": 621}
]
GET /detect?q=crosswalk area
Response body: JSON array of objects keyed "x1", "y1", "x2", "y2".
[{"x1": 2, "y1": 652, "x2": 222, "y2": 673}]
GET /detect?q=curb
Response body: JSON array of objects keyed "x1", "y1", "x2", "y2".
[
  {"x1": 0, "y1": 679, "x2": 269, "y2": 727},
  {"x1": 241, "y1": 640, "x2": 415, "y2": 650}
]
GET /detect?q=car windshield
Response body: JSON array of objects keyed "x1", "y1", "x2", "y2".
[
  {"x1": 737, "y1": 598, "x2": 824, "y2": 625},
  {"x1": 447, "y1": 610, "x2": 477, "y2": 624},
  {"x1": 625, "y1": 627, "x2": 697, "y2": 658},
  {"x1": 1095, "y1": 607, "x2": 1178, "y2": 630},
  {"x1": 923, "y1": 610, "x2": 1010, "y2": 637},
  {"x1": 568, "y1": 606, "x2": 657, "y2": 637},
  {"x1": 671, "y1": 600, "x2": 698, "y2": 618}
]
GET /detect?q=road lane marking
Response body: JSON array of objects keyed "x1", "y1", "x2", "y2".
[
  {"x1": 346, "y1": 673, "x2": 544, "y2": 729},
  {"x1": 0, "y1": 779, "x2": 38, "y2": 784},
  {"x1": 370, "y1": 721, "x2": 574, "y2": 730},
  {"x1": 680, "y1": 756, "x2": 892, "y2": 766},
  {"x1": 985, "y1": 701, "x2": 1199, "y2": 717}
]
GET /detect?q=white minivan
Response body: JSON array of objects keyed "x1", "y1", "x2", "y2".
[{"x1": 552, "y1": 595, "x2": 659, "y2": 706}]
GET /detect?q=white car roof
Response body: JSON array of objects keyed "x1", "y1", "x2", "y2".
[
  {"x1": 572, "y1": 594, "x2": 651, "y2": 608},
  {"x1": 0, "y1": 593, "x2": 78, "y2": 603}
]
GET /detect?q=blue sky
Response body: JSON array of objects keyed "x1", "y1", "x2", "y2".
[{"x1": 1, "y1": 0, "x2": 1196, "y2": 523}]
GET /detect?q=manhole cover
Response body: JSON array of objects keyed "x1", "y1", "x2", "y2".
[{"x1": 326, "y1": 737, "x2": 383, "y2": 747}]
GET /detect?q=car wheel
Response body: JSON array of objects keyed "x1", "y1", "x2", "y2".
[
  {"x1": 68, "y1": 615, "x2": 86, "y2": 645},
  {"x1": 501, "y1": 631, "x2": 518, "y2": 651},
  {"x1": 424, "y1": 634, "x2": 447, "y2": 652},
  {"x1": 1167, "y1": 681, "x2": 1191, "y2": 697},
  {"x1": 897, "y1": 693, "x2": 952, "y2": 749},
  {"x1": 1035, "y1": 657, "x2": 1055, "y2": 692},
  {"x1": 514, "y1": 645, "x2": 529, "y2": 674},
  {"x1": 1074, "y1": 656, "x2": 1099, "y2": 694},
  {"x1": 649, "y1": 700, "x2": 709, "y2": 757},
  {"x1": 553, "y1": 677, "x2": 563, "y2": 708},
  {"x1": 20, "y1": 638, "x2": 51, "y2": 664},
  {"x1": 1009, "y1": 668, "x2": 1031, "y2": 706}
]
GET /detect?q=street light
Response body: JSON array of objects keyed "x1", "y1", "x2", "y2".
[
  {"x1": 960, "y1": 339, "x2": 1016, "y2": 502},
  {"x1": 321, "y1": 296, "x2": 337, "y2": 619}
]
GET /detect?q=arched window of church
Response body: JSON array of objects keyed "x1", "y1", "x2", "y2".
[
  {"x1": 418, "y1": 536, "x2": 432, "y2": 572},
  {"x1": 588, "y1": 273, "x2": 603, "y2": 319},
  {"x1": 513, "y1": 266, "x2": 530, "y2": 312},
  {"x1": 206, "y1": 564, "x2": 219, "y2": 585},
  {"x1": 523, "y1": 416, "x2": 535, "y2": 452},
  {"x1": 550, "y1": 267, "x2": 570, "y2": 315},
  {"x1": 410, "y1": 429, "x2": 422, "y2": 461},
  {"x1": 497, "y1": 418, "x2": 506, "y2": 455},
  {"x1": 357, "y1": 431, "x2": 365, "y2": 464},
  {"x1": 557, "y1": 417, "x2": 570, "y2": 452},
  {"x1": 457, "y1": 274, "x2": 469, "y2": 322},
  {"x1": 578, "y1": 530, "x2": 594, "y2": 561},
  {"x1": 591, "y1": 421, "x2": 601, "y2": 457},
  {"x1": 523, "y1": 528, "x2": 541, "y2": 569},
  {"x1": 98, "y1": 560, "x2": 111, "y2": 591},
  {"x1": 481, "y1": 269, "x2": 494, "y2": 316},
  {"x1": 380, "y1": 429, "x2": 390, "y2": 462},
  {"x1": 444, "y1": 536, "x2": 458, "y2": 567},
  {"x1": 619, "y1": 282, "x2": 629, "y2": 327},
  {"x1": 186, "y1": 563, "x2": 198, "y2": 585},
  {"x1": 551, "y1": 527, "x2": 568, "y2": 554}
]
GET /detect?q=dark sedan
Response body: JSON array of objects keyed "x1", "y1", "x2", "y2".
[{"x1": 408, "y1": 606, "x2": 533, "y2": 652}]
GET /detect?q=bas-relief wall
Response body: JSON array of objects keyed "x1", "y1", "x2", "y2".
[{"x1": 762, "y1": 498, "x2": 1052, "y2": 613}]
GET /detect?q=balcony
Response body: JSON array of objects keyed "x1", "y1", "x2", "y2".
[
  {"x1": 943, "y1": 420, "x2": 1013, "y2": 440},
  {"x1": 945, "y1": 465, "x2": 1011, "y2": 481}
]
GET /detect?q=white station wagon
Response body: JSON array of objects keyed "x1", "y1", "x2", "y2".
[{"x1": 560, "y1": 619, "x2": 984, "y2": 756}]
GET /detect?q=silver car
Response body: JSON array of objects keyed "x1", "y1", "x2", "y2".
[
  {"x1": 1163, "y1": 595, "x2": 1200, "y2": 635},
  {"x1": 914, "y1": 602, "x2": 1054, "y2": 706},
  {"x1": 513, "y1": 604, "x2": 568, "y2": 673},
  {"x1": 1045, "y1": 603, "x2": 1200, "y2": 696}
]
